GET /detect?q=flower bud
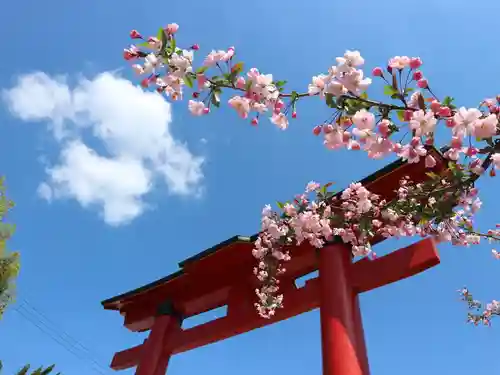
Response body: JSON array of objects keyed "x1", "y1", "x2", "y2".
[
  {"x1": 190, "y1": 44, "x2": 200, "y2": 50},
  {"x1": 349, "y1": 140, "x2": 361, "y2": 150},
  {"x1": 166, "y1": 23, "x2": 179, "y2": 34},
  {"x1": 417, "y1": 78, "x2": 428, "y2": 88},
  {"x1": 439, "y1": 106, "x2": 451, "y2": 117},
  {"x1": 430, "y1": 100, "x2": 441, "y2": 113},
  {"x1": 313, "y1": 125, "x2": 322, "y2": 135},
  {"x1": 372, "y1": 67, "x2": 383, "y2": 77},
  {"x1": 413, "y1": 70, "x2": 423, "y2": 81},
  {"x1": 410, "y1": 57, "x2": 422, "y2": 69},
  {"x1": 129, "y1": 30, "x2": 142, "y2": 39},
  {"x1": 123, "y1": 50, "x2": 137, "y2": 61}
]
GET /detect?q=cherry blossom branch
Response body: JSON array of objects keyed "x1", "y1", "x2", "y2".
[
  {"x1": 123, "y1": 24, "x2": 500, "y2": 321},
  {"x1": 459, "y1": 288, "x2": 500, "y2": 326}
]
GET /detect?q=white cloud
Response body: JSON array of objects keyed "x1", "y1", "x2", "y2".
[{"x1": 3, "y1": 72, "x2": 204, "y2": 225}]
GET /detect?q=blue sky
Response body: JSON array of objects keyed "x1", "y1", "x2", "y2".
[{"x1": 0, "y1": 0, "x2": 499, "y2": 374}]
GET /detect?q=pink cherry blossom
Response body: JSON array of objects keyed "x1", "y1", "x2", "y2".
[
  {"x1": 228, "y1": 96, "x2": 251, "y2": 119},
  {"x1": 388, "y1": 56, "x2": 410, "y2": 69},
  {"x1": 491, "y1": 153, "x2": 500, "y2": 169},
  {"x1": 336, "y1": 50, "x2": 365, "y2": 72},
  {"x1": 364, "y1": 136, "x2": 393, "y2": 159},
  {"x1": 425, "y1": 154, "x2": 437, "y2": 168},
  {"x1": 166, "y1": 23, "x2": 179, "y2": 34},
  {"x1": 324, "y1": 126, "x2": 345, "y2": 150},
  {"x1": 472, "y1": 114, "x2": 498, "y2": 139},
  {"x1": 352, "y1": 109, "x2": 376, "y2": 130},
  {"x1": 271, "y1": 113, "x2": 288, "y2": 130},
  {"x1": 453, "y1": 107, "x2": 482, "y2": 137},
  {"x1": 398, "y1": 137, "x2": 427, "y2": 163},
  {"x1": 410, "y1": 110, "x2": 437, "y2": 137},
  {"x1": 188, "y1": 100, "x2": 206, "y2": 116},
  {"x1": 308, "y1": 75, "x2": 327, "y2": 97}
]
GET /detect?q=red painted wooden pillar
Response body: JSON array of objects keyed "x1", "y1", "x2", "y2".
[
  {"x1": 352, "y1": 294, "x2": 370, "y2": 375},
  {"x1": 319, "y1": 244, "x2": 362, "y2": 375},
  {"x1": 135, "y1": 301, "x2": 182, "y2": 375}
]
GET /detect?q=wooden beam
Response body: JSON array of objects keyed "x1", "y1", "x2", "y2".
[{"x1": 350, "y1": 238, "x2": 439, "y2": 293}]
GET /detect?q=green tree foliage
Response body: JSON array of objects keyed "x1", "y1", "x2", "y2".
[
  {"x1": 0, "y1": 183, "x2": 59, "y2": 374},
  {"x1": 0, "y1": 361, "x2": 61, "y2": 375},
  {"x1": 0, "y1": 177, "x2": 18, "y2": 319}
]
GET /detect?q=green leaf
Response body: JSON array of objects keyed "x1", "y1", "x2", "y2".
[
  {"x1": 396, "y1": 110, "x2": 405, "y2": 122},
  {"x1": 404, "y1": 87, "x2": 414, "y2": 95},
  {"x1": 232, "y1": 62, "x2": 244, "y2": 75},
  {"x1": 40, "y1": 365, "x2": 56, "y2": 375},
  {"x1": 170, "y1": 37, "x2": 176, "y2": 54},
  {"x1": 442, "y1": 96, "x2": 454, "y2": 107},
  {"x1": 16, "y1": 365, "x2": 30, "y2": 375},
  {"x1": 276, "y1": 201, "x2": 285, "y2": 209},
  {"x1": 290, "y1": 90, "x2": 299, "y2": 102},
  {"x1": 360, "y1": 92, "x2": 368, "y2": 99},
  {"x1": 419, "y1": 217, "x2": 429, "y2": 225},
  {"x1": 184, "y1": 74, "x2": 194, "y2": 88},
  {"x1": 325, "y1": 93, "x2": 336, "y2": 108},
  {"x1": 211, "y1": 94, "x2": 220, "y2": 108},
  {"x1": 160, "y1": 30, "x2": 169, "y2": 55},
  {"x1": 245, "y1": 79, "x2": 253, "y2": 91},
  {"x1": 196, "y1": 66, "x2": 209, "y2": 74},
  {"x1": 156, "y1": 27, "x2": 163, "y2": 40},
  {"x1": 275, "y1": 80, "x2": 287, "y2": 88},
  {"x1": 383, "y1": 85, "x2": 398, "y2": 96}
]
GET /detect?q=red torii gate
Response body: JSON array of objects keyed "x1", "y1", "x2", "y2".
[{"x1": 101, "y1": 147, "x2": 447, "y2": 375}]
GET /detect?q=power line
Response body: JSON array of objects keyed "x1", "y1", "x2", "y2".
[
  {"x1": 12, "y1": 299, "x2": 111, "y2": 375},
  {"x1": 13, "y1": 304, "x2": 109, "y2": 375},
  {"x1": 19, "y1": 298, "x2": 109, "y2": 369},
  {"x1": 13, "y1": 306, "x2": 103, "y2": 373}
]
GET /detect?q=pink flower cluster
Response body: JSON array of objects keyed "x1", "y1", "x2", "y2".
[
  {"x1": 459, "y1": 288, "x2": 499, "y2": 325},
  {"x1": 308, "y1": 50, "x2": 371, "y2": 98},
  {"x1": 252, "y1": 177, "x2": 488, "y2": 318}
]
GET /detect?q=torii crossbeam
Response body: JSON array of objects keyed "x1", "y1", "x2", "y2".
[{"x1": 101, "y1": 147, "x2": 448, "y2": 375}]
